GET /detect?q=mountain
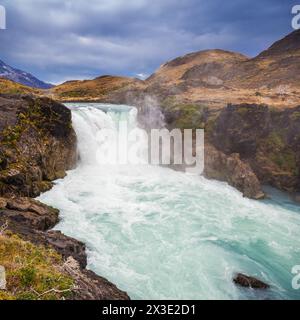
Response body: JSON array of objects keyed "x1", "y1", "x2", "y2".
[
  {"x1": 48, "y1": 30, "x2": 300, "y2": 109},
  {"x1": 9, "y1": 29, "x2": 299, "y2": 109},
  {"x1": 0, "y1": 59, "x2": 53, "y2": 89},
  {"x1": 138, "y1": 29, "x2": 300, "y2": 109}
]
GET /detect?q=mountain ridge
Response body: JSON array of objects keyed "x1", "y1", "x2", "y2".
[
  {"x1": 46, "y1": 29, "x2": 300, "y2": 109},
  {"x1": 0, "y1": 59, "x2": 53, "y2": 89},
  {"x1": 1, "y1": 29, "x2": 299, "y2": 109}
]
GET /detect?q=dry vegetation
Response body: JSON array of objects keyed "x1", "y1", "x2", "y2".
[
  {"x1": 48, "y1": 75, "x2": 141, "y2": 102},
  {"x1": 0, "y1": 232, "x2": 74, "y2": 300},
  {"x1": 0, "y1": 78, "x2": 39, "y2": 95}
]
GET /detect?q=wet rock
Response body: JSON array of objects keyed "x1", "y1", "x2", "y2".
[
  {"x1": 233, "y1": 273, "x2": 270, "y2": 289},
  {"x1": 204, "y1": 144, "x2": 265, "y2": 199}
]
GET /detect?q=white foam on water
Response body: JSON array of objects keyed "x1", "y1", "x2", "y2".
[{"x1": 39, "y1": 103, "x2": 300, "y2": 300}]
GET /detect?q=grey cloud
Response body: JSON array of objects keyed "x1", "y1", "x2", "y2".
[{"x1": 0, "y1": 0, "x2": 295, "y2": 83}]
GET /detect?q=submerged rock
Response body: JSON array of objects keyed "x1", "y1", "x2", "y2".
[{"x1": 233, "y1": 273, "x2": 270, "y2": 289}]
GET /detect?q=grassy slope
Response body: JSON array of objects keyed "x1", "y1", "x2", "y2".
[
  {"x1": 0, "y1": 232, "x2": 73, "y2": 300},
  {"x1": 0, "y1": 78, "x2": 40, "y2": 95}
]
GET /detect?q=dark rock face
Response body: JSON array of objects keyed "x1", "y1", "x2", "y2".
[
  {"x1": 204, "y1": 144, "x2": 265, "y2": 199},
  {"x1": 63, "y1": 257, "x2": 130, "y2": 300},
  {"x1": 233, "y1": 273, "x2": 270, "y2": 289},
  {"x1": 1, "y1": 197, "x2": 59, "y2": 231},
  {"x1": 41, "y1": 231, "x2": 87, "y2": 269},
  {"x1": 211, "y1": 104, "x2": 271, "y2": 158},
  {"x1": 0, "y1": 95, "x2": 77, "y2": 197},
  {"x1": 209, "y1": 104, "x2": 300, "y2": 194}
]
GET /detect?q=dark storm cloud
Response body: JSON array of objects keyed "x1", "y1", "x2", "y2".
[{"x1": 0, "y1": 0, "x2": 296, "y2": 83}]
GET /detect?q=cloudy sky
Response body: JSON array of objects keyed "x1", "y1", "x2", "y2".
[{"x1": 0, "y1": 0, "x2": 297, "y2": 84}]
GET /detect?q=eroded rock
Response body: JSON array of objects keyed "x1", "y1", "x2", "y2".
[
  {"x1": 1, "y1": 197, "x2": 59, "y2": 231},
  {"x1": 204, "y1": 144, "x2": 265, "y2": 199}
]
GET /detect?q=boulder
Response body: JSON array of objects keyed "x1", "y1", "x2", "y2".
[{"x1": 233, "y1": 273, "x2": 270, "y2": 289}]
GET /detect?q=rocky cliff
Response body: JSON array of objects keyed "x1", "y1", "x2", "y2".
[
  {"x1": 209, "y1": 104, "x2": 300, "y2": 195},
  {"x1": 0, "y1": 95, "x2": 77, "y2": 197}
]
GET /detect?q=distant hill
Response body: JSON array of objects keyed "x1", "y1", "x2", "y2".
[
  {"x1": 0, "y1": 78, "x2": 39, "y2": 95},
  {"x1": 137, "y1": 29, "x2": 300, "y2": 108},
  {"x1": 0, "y1": 60, "x2": 53, "y2": 89},
  {"x1": 51, "y1": 75, "x2": 141, "y2": 102},
  {"x1": 1, "y1": 30, "x2": 299, "y2": 109}
]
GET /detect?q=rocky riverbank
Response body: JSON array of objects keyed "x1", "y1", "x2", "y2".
[
  {"x1": 137, "y1": 98, "x2": 300, "y2": 200},
  {"x1": 208, "y1": 103, "x2": 300, "y2": 198},
  {"x1": 0, "y1": 95, "x2": 129, "y2": 300}
]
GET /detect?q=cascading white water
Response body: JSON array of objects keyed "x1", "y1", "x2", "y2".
[{"x1": 39, "y1": 103, "x2": 300, "y2": 300}]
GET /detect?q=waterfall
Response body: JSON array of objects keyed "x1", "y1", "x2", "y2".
[{"x1": 38, "y1": 103, "x2": 300, "y2": 300}]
